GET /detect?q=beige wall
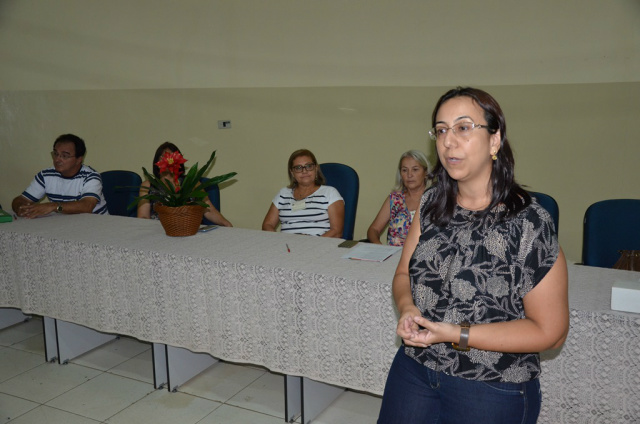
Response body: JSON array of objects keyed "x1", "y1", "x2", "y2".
[{"x1": 1, "y1": 1, "x2": 639, "y2": 263}]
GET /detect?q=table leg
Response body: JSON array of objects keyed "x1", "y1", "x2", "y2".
[
  {"x1": 54, "y1": 319, "x2": 117, "y2": 364},
  {"x1": 285, "y1": 375, "x2": 344, "y2": 424},
  {"x1": 285, "y1": 375, "x2": 301, "y2": 423},
  {"x1": 43, "y1": 317, "x2": 58, "y2": 362},
  {"x1": 165, "y1": 345, "x2": 218, "y2": 392}
]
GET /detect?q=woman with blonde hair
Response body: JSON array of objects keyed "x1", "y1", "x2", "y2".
[{"x1": 367, "y1": 150, "x2": 430, "y2": 246}]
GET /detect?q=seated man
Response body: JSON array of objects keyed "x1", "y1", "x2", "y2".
[{"x1": 12, "y1": 134, "x2": 108, "y2": 218}]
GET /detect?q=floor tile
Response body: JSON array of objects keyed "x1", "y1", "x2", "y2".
[
  {"x1": 226, "y1": 372, "x2": 285, "y2": 419},
  {"x1": 197, "y1": 404, "x2": 286, "y2": 424},
  {"x1": 0, "y1": 348, "x2": 44, "y2": 384},
  {"x1": 9, "y1": 334, "x2": 45, "y2": 356},
  {"x1": 0, "y1": 326, "x2": 385, "y2": 424},
  {"x1": 313, "y1": 390, "x2": 382, "y2": 424},
  {"x1": 46, "y1": 372, "x2": 155, "y2": 421},
  {"x1": 0, "y1": 392, "x2": 38, "y2": 423},
  {"x1": 107, "y1": 349, "x2": 154, "y2": 384},
  {"x1": 179, "y1": 361, "x2": 266, "y2": 403},
  {"x1": 0, "y1": 362, "x2": 101, "y2": 404},
  {"x1": 70, "y1": 336, "x2": 150, "y2": 371},
  {"x1": 7, "y1": 405, "x2": 102, "y2": 424},
  {"x1": 105, "y1": 388, "x2": 221, "y2": 424},
  {"x1": 0, "y1": 317, "x2": 41, "y2": 347}
]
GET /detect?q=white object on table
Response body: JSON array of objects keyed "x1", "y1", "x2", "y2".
[{"x1": 611, "y1": 278, "x2": 640, "y2": 313}]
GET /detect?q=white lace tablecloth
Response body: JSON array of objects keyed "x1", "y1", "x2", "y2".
[
  {"x1": 0, "y1": 214, "x2": 400, "y2": 394},
  {"x1": 1, "y1": 214, "x2": 639, "y2": 423},
  {"x1": 539, "y1": 265, "x2": 640, "y2": 423}
]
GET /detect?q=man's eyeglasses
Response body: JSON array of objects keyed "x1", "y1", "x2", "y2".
[
  {"x1": 428, "y1": 121, "x2": 490, "y2": 141},
  {"x1": 51, "y1": 151, "x2": 75, "y2": 160},
  {"x1": 291, "y1": 163, "x2": 316, "y2": 173}
]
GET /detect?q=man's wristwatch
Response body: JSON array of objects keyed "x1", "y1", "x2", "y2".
[
  {"x1": 452, "y1": 321, "x2": 471, "y2": 351},
  {"x1": 56, "y1": 203, "x2": 63, "y2": 213}
]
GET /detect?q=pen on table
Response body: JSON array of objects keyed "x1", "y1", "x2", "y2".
[{"x1": 286, "y1": 244, "x2": 290, "y2": 253}]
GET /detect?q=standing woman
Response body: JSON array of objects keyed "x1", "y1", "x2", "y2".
[
  {"x1": 367, "y1": 150, "x2": 431, "y2": 246},
  {"x1": 377, "y1": 87, "x2": 568, "y2": 424}
]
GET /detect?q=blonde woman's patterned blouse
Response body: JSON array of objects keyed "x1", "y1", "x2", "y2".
[{"x1": 387, "y1": 191, "x2": 413, "y2": 246}]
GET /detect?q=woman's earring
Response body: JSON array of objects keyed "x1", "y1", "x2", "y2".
[{"x1": 491, "y1": 151, "x2": 498, "y2": 161}]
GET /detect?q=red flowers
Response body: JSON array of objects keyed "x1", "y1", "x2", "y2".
[{"x1": 156, "y1": 151, "x2": 187, "y2": 191}]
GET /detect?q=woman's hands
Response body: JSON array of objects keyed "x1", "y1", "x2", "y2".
[
  {"x1": 396, "y1": 306, "x2": 424, "y2": 347},
  {"x1": 397, "y1": 308, "x2": 459, "y2": 348},
  {"x1": 217, "y1": 218, "x2": 233, "y2": 227}
]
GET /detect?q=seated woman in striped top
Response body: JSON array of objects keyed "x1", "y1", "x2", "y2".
[{"x1": 262, "y1": 149, "x2": 344, "y2": 237}]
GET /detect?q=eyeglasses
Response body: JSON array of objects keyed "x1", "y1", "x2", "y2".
[
  {"x1": 428, "y1": 121, "x2": 490, "y2": 141},
  {"x1": 51, "y1": 151, "x2": 75, "y2": 160},
  {"x1": 291, "y1": 163, "x2": 316, "y2": 173}
]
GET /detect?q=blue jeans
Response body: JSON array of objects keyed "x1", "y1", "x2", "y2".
[{"x1": 378, "y1": 347, "x2": 541, "y2": 424}]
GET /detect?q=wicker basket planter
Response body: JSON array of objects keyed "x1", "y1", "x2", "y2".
[{"x1": 154, "y1": 204, "x2": 206, "y2": 237}]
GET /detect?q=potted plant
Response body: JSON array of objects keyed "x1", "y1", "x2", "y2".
[{"x1": 132, "y1": 150, "x2": 236, "y2": 236}]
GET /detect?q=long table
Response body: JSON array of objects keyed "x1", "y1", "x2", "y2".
[
  {"x1": 539, "y1": 265, "x2": 640, "y2": 423},
  {"x1": 1, "y1": 214, "x2": 638, "y2": 423}
]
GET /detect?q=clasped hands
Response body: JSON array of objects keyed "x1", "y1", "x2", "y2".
[
  {"x1": 397, "y1": 309, "x2": 458, "y2": 348},
  {"x1": 17, "y1": 202, "x2": 56, "y2": 219}
]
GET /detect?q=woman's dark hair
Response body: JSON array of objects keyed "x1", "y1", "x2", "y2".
[
  {"x1": 426, "y1": 87, "x2": 530, "y2": 226},
  {"x1": 286, "y1": 148, "x2": 326, "y2": 188},
  {"x1": 152, "y1": 142, "x2": 186, "y2": 178}
]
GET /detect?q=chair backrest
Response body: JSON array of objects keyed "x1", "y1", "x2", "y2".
[
  {"x1": 528, "y1": 191, "x2": 559, "y2": 233},
  {"x1": 319, "y1": 163, "x2": 359, "y2": 240},
  {"x1": 199, "y1": 177, "x2": 221, "y2": 225},
  {"x1": 582, "y1": 199, "x2": 640, "y2": 268},
  {"x1": 100, "y1": 170, "x2": 142, "y2": 217}
]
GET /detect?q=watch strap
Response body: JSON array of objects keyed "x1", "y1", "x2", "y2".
[{"x1": 452, "y1": 321, "x2": 471, "y2": 351}]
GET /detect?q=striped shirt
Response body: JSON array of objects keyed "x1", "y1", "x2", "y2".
[
  {"x1": 273, "y1": 185, "x2": 343, "y2": 236},
  {"x1": 22, "y1": 165, "x2": 109, "y2": 214}
]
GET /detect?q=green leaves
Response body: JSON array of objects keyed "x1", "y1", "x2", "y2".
[{"x1": 129, "y1": 150, "x2": 237, "y2": 210}]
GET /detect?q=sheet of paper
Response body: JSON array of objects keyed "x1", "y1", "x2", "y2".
[{"x1": 341, "y1": 243, "x2": 402, "y2": 262}]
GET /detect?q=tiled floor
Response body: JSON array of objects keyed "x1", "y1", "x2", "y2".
[{"x1": 0, "y1": 317, "x2": 381, "y2": 423}]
